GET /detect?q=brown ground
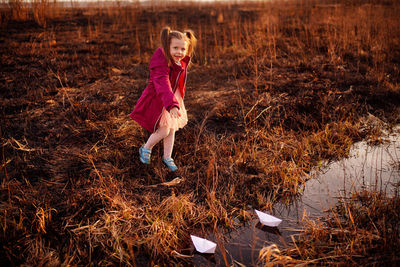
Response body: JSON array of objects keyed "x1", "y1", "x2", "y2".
[{"x1": 1, "y1": 1, "x2": 399, "y2": 265}]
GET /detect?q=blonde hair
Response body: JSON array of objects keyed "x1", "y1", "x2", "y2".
[{"x1": 160, "y1": 26, "x2": 197, "y2": 64}]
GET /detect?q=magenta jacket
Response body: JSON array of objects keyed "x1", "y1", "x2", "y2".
[{"x1": 130, "y1": 47, "x2": 190, "y2": 133}]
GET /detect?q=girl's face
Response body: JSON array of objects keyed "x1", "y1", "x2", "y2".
[{"x1": 169, "y1": 37, "x2": 187, "y2": 63}]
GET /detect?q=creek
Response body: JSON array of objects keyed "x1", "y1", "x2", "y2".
[{"x1": 193, "y1": 126, "x2": 400, "y2": 266}]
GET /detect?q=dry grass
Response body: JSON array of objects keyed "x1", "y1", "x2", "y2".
[
  {"x1": 257, "y1": 190, "x2": 400, "y2": 266},
  {"x1": 1, "y1": 0, "x2": 400, "y2": 265}
]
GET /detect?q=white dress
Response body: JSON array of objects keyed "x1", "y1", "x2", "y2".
[{"x1": 158, "y1": 86, "x2": 188, "y2": 131}]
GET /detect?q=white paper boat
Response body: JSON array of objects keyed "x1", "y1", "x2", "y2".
[
  {"x1": 255, "y1": 209, "x2": 282, "y2": 227},
  {"x1": 190, "y1": 235, "x2": 217, "y2": 254}
]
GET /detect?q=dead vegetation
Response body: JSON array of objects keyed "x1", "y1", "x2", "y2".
[
  {"x1": 1, "y1": 0, "x2": 400, "y2": 265},
  {"x1": 258, "y1": 190, "x2": 400, "y2": 266}
]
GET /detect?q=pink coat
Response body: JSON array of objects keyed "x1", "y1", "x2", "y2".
[{"x1": 130, "y1": 47, "x2": 190, "y2": 133}]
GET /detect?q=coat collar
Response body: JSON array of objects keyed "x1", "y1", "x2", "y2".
[
  {"x1": 171, "y1": 55, "x2": 190, "y2": 71},
  {"x1": 182, "y1": 55, "x2": 191, "y2": 64},
  {"x1": 171, "y1": 61, "x2": 184, "y2": 71}
]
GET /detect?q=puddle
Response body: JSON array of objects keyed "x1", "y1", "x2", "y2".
[{"x1": 193, "y1": 127, "x2": 400, "y2": 266}]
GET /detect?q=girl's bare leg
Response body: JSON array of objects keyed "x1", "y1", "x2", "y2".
[
  {"x1": 144, "y1": 126, "x2": 170, "y2": 149},
  {"x1": 163, "y1": 128, "x2": 176, "y2": 159}
]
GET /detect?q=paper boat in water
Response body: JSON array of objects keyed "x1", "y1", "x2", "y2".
[
  {"x1": 190, "y1": 235, "x2": 217, "y2": 254},
  {"x1": 255, "y1": 209, "x2": 282, "y2": 227}
]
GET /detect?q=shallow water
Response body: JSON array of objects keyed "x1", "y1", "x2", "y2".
[{"x1": 193, "y1": 127, "x2": 400, "y2": 266}]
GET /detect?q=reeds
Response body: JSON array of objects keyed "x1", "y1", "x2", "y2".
[
  {"x1": 268, "y1": 190, "x2": 400, "y2": 265},
  {"x1": 1, "y1": 0, "x2": 399, "y2": 265},
  {"x1": 4, "y1": 0, "x2": 64, "y2": 27}
]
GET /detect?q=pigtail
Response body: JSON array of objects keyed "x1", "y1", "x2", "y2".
[
  {"x1": 159, "y1": 27, "x2": 196, "y2": 65},
  {"x1": 184, "y1": 30, "x2": 197, "y2": 57},
  {"x1": 160, "y1": 26, "x2": 173, "y2": 64}
]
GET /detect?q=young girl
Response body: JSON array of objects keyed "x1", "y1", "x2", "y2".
[{"x1": 130, "y1": 27, "x2": 197, "y2": 172}]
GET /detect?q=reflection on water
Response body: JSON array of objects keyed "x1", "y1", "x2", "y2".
[
  {"x1": 283, "y1": 126, "x2": 400, "y2": 218},
  {"x1": 193, "y1": 127, "x2": 400, "y2": 266}
]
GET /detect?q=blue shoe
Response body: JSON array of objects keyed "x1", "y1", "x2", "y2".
[
  {"x1": 162, "y1": 157, "x2": 178, "y2": 172},
  {"x1": 139, "y1": 145, "x2": 151, "y2": 164}
]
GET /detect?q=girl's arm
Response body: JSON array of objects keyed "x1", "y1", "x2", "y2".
[
  {"x1": 151, "y1": 65, "x2": 179, "y2": 111},
  {"x1": 150, "y1": 48, "x2": 179, "y2": 111}
]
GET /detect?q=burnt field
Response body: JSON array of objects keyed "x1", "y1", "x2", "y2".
[{"x1": 1, "y1": 0, "x2": 400, "y2": 265}]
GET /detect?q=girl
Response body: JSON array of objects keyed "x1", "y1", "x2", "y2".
[{"x1": 130, "y1": 27, "x2": 197, "y2": 172}]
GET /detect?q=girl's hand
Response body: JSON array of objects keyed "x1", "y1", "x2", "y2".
[{"x1": 169, "y1": 107, "x2": 181, "y2": 118}]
